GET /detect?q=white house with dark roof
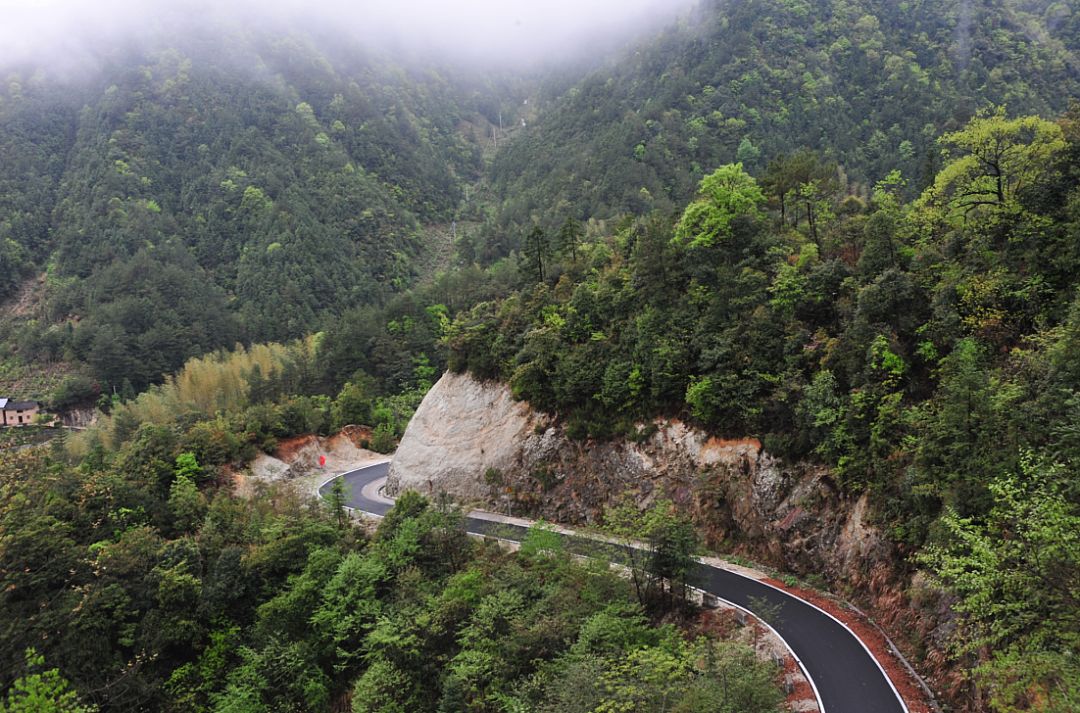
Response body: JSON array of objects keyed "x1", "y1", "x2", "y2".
[{"x1": 0, "y1": 398, "x2": 41, "y2": 427}]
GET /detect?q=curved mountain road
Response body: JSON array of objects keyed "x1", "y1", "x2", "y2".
[{"x1": 320, "y1": 461, "x2": 909, "y2": 713}]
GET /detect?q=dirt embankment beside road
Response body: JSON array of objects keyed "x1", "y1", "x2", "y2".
[{"x1": 235, "y1": 425, "x2": 387, "y2": 498}]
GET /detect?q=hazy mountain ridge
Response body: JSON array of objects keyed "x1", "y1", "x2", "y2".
[
  {"x1": 5, "y1": 0, "x2": 1078, "y2": 393},
  {"x1": 1, "y1": 31, "x2": 493, "y2": 390},
  {"x1": 487, "y1": 0, "x2": 1080, "y2": 241}
]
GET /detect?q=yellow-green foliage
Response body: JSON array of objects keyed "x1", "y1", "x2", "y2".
[
  {"x1": 922, "y1": 109, "x2": 1065, "y2": 224},
  {"x1": 69, "y1": 336, "x2": 321, "y2": 455}
]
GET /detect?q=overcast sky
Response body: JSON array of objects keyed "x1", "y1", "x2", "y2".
[{"x1": 0, "y1": 0, "x2": 700, "y2": 70}]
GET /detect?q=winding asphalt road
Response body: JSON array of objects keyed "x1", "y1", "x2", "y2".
[{"x1": 321, "y1": 462, "x2": 909, "y2": 713}]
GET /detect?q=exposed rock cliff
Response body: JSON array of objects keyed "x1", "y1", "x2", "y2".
[
  {"x1": 387, "y1": 370, "x2": 537, "y2": 501},
  {"x1": 388, "y1": 371, "x2": 892, "y2": 585}
]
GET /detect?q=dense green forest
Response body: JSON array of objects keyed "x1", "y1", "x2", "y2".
[
  {"x1": 6, "y1": 0, "x2": 1080, "y2": 400},
  {"x1": 485, "y1": 0, "x2": 1080, "y2": 251},
  {"x1": 1, "y1": 440, "x2": 783, "y2": 712},
  {"x1": 0, "y1": 31, "x2": 502, "y2": 395},
  {"x1": 3, "y1": 0, "x2": 1080, "y2": 711}
]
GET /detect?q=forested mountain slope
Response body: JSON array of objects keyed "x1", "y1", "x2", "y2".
[
  {"x1": 449, "y1": 104, "x2": 1080, "y2": 710},
  {"x1": 0, "y1": 31, "x2": 492, "y2": 391},
  {"x1": 487, "y1": 0, "x2": 1080, "y2": 243},
  {"x1": 4, "y1": 0, "x2": 1079, "y2": 398}
]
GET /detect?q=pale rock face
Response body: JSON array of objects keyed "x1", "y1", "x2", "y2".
[
  {"x1": 250, "y1": 452, "x2": 293, "y2": 481},
  {"x1": 387, "y1": 372, "x2": 769, "y2": 506},
  {"x1": 61, "y1": 406, "x2": 97, "y2": 429},
  {"x1": 386, "y1": 371, "x2": 538, "y2": 500},
  {"x1": 389, "y1": 371, "x2": 892, "y2": 589}
]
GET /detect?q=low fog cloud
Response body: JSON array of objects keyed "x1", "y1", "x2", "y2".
[{"x1": 0, "y1": 0, "x2": 699, "y2": 70}]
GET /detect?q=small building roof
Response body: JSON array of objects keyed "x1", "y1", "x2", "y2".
[{"x1": 1, "y1": 399, "x2": 38, "y2": 410}]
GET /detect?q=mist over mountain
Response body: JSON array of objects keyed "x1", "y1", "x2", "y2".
[
  {"x1": 1, "y1": 29, "x2": 500, "y2": 389},
  {"x1": 487, "y1": 0, "x2": 1080, "y2": 241},
  {"x1": 0, "y1": 0, "x2": 700, "y2": 74}
]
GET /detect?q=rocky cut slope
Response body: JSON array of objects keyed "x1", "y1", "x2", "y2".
[{"x1": 392, "y1": 371, "x2": 888, "y2": 586}]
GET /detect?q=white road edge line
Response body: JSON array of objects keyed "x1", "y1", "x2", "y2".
[
  {"x1": 740, "y1": 569, "x2": 911, "y2": 713},
  {"x1": 319, "y1": 463, "x2": 916, "y2": 713},
  {"x1": 469, "y1": 531, "x2": 826, "y2": 713},
  {"x1": 688, "y1": 585, "x2": 824, "y2": 713}
]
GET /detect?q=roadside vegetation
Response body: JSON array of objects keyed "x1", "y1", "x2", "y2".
[{"x1": 0, "y1": 440, "x2": 783, "y2": 712}]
